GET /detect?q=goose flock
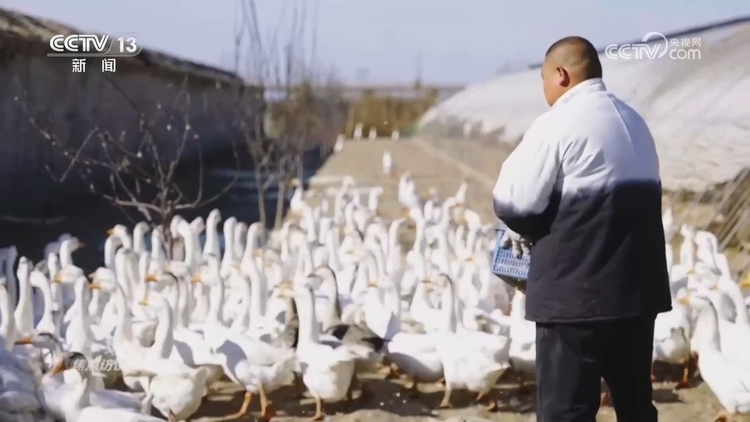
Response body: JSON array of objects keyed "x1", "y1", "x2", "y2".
[{"x1": 1, "y1": 161, "x2": 749, "y2": 421}]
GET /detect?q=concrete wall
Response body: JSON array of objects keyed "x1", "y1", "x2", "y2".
[{"x1": 0, "y1": 30, "x2": 263, "y2": 207}]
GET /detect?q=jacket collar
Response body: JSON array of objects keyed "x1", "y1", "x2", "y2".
[{"x1": 552, "y1": 78, "x2": 607, "y2": 108}]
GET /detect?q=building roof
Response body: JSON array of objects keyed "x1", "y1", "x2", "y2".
[
  {"x1": 0, "y1": 6, "x2": 244, "y2": 85},
  {"x1": 419, "y1": 17, "x2": 750, "y2": 192}
]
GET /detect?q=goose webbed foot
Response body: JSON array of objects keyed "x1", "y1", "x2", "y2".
[
  {"x1": 438, "y1": 387, "x2": 453, "y2": 409},
  {"x1": 222, "y1": 392, "x2": 252, "y2": 420}
]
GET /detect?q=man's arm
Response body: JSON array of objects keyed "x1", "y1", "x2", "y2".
[{"x1": 492, "y1": 116, "x2": 561, "y2": 240}]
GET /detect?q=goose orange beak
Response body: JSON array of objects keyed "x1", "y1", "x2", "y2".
[
  {"x1": 14, "y1": 336, "x2": 33, "y2": 345},
  {"x1": 50, "y1": 359, "x2": 68, "y2": 375}
]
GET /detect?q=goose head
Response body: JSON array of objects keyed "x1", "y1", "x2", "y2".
[
  {"x1": 29, "y1": 269, "x2": 49, "y2": 290},
  {"x1": 428, "y1": 187, "x2": 439, "y2": 202},
  {"x1": 678, "y1": 288, "x2": 712, "y2": 309},
  {"x1": 310, "y1": 265, "x2": 337, "y2": 289},
  {"x1": 49, "y1": 351, "x2": 90, "y2": 376},
  {"x1": 679, "y1": 224, "x2": 695, "y2": 241},
  {"x1": 107, "y1": 224, "x2": 130, "y2": 242},
  {"x1": 170, "y1": 215, "x2": 186, "y2": 238},
  {"x1": 60, "y1": 237, "x2": 84, "y2": 254},
  {"x1": 198, "y1": 254, "x2": 222, "y2": 284},
  {"x1": 190, "y1": 217, "x2": 206, "y2": 234},
  {"x1": 289, "y1": 177, "x2": 303, "y2": 189},
  {"x1": 15, "y1": 331, "x2": 63, "y2": 351},
  {"x1": 16, "y1": 256, "x2": 31, "y2": 280},
  {"x1": 341, "y1": 176, "x2": 356, "y2": 189},
  {"x1": 222, "y1": 217, "x2": 237, "y2": 247},
  {"x1": 134, "y1": 221, "x2": 151, "y2": 236},
  {"x1": 207, "y1": 209, "x2": 222, "y2": 226},
  {"x1": 149, "y1": 271, "x2": 178, "y2": 285},
  {"x1": 455, "y1": 178, "x2": 468, "y2": 204}
]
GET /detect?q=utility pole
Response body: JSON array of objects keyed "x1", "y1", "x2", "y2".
[
  {"x1": 413, "y1": 50, "x2": 423, "y2": 91},
  {"x1": 241, "y1": 0, "x2": 264, "y2": 84}
]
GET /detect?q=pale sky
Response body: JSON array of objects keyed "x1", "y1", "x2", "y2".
[{"x1": 4, "y1": 0, "x2": 750, "y2": 84}]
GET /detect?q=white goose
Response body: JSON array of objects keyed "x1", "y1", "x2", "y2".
[
  {"x1": 285, "y1": 276, "x2": 372, "y2": 421},
  {"x1": 148, "y1": 272, "x2": 224, "y2": 387},
  {"x1": 196, "y1": 258, "x2": 297, "y2": 421},
  {"x1": 651, "y1": 288, "x2": 692, "y2": 388},
  {"x1": 382, "y1": 150, "x2": 393, "y2": 175},
  {"x1": 14, "y1": 257, "x2": 36, "y2": 338},
  {"x1": 0, "y1": 280, "x2": 49, "y2": 421},
  {"x1": 46, "y1": 352, "x2": 163, "y2": 421},
  {"x1": 680, "y1": 291, "x2": 750, "y2": 421},
  {"x1": 430, "y1": 274, "x2": 510, "y2": 410},
  {"x1": 143, "y1": 294, "x2": 210, "y2": 421},
  {"x1": 363, "y1": 279, "x2": 443, "y2": 396}
]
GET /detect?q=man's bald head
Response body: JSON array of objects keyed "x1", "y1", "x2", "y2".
[
  {"x1": 545, "y1": 36, "x2": 602, "y2": 81},
  {"x1": 541, "y1": 36, "x2": 602, "y2": 106}
]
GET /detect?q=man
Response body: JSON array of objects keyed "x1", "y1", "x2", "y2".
[{"x1": 492, "y1": 36, "x2": 672, "y2": 421}]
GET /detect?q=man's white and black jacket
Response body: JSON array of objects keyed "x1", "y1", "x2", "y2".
[{"x1": 492, "y1": 78, "x2": 672, "y2": 323}]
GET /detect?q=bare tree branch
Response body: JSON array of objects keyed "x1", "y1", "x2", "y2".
[
  {"x1": 220, "y1": 0, "x2": 344, "y2": 228},
  {"x1": 15, "y1": 72, "x2": 239, "y2": 237}
]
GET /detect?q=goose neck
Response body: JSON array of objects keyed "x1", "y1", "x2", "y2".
[
  {"x1": 222, "y1": 223, "x2": 236, "y2": 266},
  {"x1": 295, "y1": 287, "x2": 320, "y2": 344},
  {"x1": 439, "y1": 280, "x2": 458, "y2": 333},
  {"x1": 14, "y1": 265, "x2": 33, "y2": 331},
  {"x1": 694, "y1": 299, "x2": 721, "y2": 352},
  {"x1": 205, "y1": 276, "x2": 226, "y2": 326},
  {"x1": 113, "y1": 283, "x2": 133, "y2": 341},
  {"x1": 0, "y1": 284, "x2": 17, "y2": 347},
  {"x1": 35, "y1": 274, "x2": 57, "y2": 333},
  {"x1": 151, "y1": 299, "x2": 175, "y2": 358},
  {"x1": 248, "y1": 263, "x2": 268, "y2": 322},
  {"x1": 181, "y1": 225, "x2": 198, "y2": 270}
]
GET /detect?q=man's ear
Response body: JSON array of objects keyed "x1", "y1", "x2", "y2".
[{"x1": 557, "y1": 66, "x2": 571, "y2": 88}]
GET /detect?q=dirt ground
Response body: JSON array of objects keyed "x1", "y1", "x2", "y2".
[
  {"x1": 192, "y1": 367, "x2": 737, "y2": 422},
  {"x1": 192, "y1": 138, "x2": 746, "y2": 421}
]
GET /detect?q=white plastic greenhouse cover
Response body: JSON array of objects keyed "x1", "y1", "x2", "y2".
[{"x1": 418, "y1": 18, "x2": 750, "y2": 192}]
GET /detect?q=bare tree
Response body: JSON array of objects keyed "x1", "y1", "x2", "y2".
[
  {"x1": 230, "y1": 0, "x2": 343, "y2": 228},
  {"x1": 16, "y1": 76, "x2": 239, "y2": 245},
  {"x1": 231, "y1": 99, "x2": 279, "y2": 228}
]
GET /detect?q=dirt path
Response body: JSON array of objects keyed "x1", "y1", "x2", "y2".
[{"x1": 192, "y1": 138, "x2": 742, "y2": 421}]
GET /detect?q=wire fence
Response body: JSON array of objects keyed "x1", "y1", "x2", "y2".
[
  {"x1": 421, "y1": 129, "x2": 750, "y2": 279},
  {"x1": 664, "y1": 167, "x2": 750, "y2": 276},
  {"x1": 652, "y1": 31, "x2": 750, "y2": 277}
]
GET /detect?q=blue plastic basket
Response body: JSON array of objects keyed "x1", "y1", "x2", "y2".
[{"x1": 491, "y1": 227, "x2": 531, "y2": 289}]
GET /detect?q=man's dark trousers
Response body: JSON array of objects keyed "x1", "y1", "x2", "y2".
[{"x1": 535, "y1": 315, "x2": 658, "y2": 422}]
